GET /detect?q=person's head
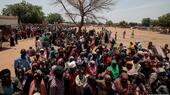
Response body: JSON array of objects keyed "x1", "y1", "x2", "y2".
[
  {"x1": 0, "y1": 69, "x2": 11, "y2": 85},
  {"x1": 135, "y1": 73, "x2": 145, "y2": 85},
  {"x1": 89, "y1": 60, "x2": 95, "y2": 67},
  {"x1": 130, "y1": 42, "x2": 133, "y2": 45},
  {"x1": 158, "y1": 68, "x2": 166, "y2": 78},
  {"x1": 36, "y1": 36, "x2": 39, "y2": 40},
  {"x1": 53, "y1": 65, "x2": 64, "y2": 79},
  {"x1": 32, "y1": 63, "x2": 39, "y2": 73},
  {"x1": 20, "y1": 49, "x2": 26, "y2": 59},
  {"x1": 78, "y1": 69, "x2": 84, "y2": 80},
  {"x1": 35, "y1": 53, "x2": 40, "y2": 59},
  {"x1": 126, "y1": 61, "x2": 133, "y2": 70},
  {"x1": 111, "y1": 60, "x2": 117, "y2": 67},
  {"x1": 150, "y1": 55, "x2": 156, "y2": 60},
  {"x1": 40, "y1": 48, "x2": 44, "y2": 54},
  {"x1": 57, "y1": 58, "x2": 64, "y2": 67},
  {"x1": 80, "y1": 52, "x2": 85, "y2": 58},
  {"x1": 120, "y1": 73, "x2": 128, "y2": 85},
  {"x1": 144, "y1": 52, "x2": 149, "y2": 58},
  {"x1": 133, "y1": 56, "x2": 140, "y2": 64},
  {"x1": 165, "y1": 44, "x2": 168, "y2": 48},
  {"x1": 29, "y1": 47, "x2": 33, "y2": 49},
  {"x1": 120, "y1": 43, "x2": 123, "y2": 47},
  {"x1": 69, "y1": 56, "x2": 74, "y2": 62},
  {"x1": 17, "y1": 68, "x2": 24, "y2": 80},
  {"x1": 34, "y1": 69, "x2": 42, "y2": 81},
  {"x1": 104, "y1": 74, "x2": 112, "y2": 86},
  {"x1": 68, "y1": 61, "x2": 76, "y2": 73},
  {"x1": 166, "y1": 69, "x2": 170, "y2": 80},
  {"x1": 87, "y1": 76, "x2": 96, "y2": 87},
  {"x1": 149, "y1": 42, "x2": 153, "y2": 46},
  {"x1": 51, "y1": 47, "x2": 54, "y2": 51}
]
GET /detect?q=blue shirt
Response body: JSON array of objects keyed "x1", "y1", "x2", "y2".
[
  {"x1": 14, "y1": 55, "x2": 30, "y2": 71},
  {"x1": 3, "y1": 83, "x2": 14, "y2": 95}
]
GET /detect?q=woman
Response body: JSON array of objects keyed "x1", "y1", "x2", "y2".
[{"x1": 29, "y1": 70, "x2": 47, "y2": 95}]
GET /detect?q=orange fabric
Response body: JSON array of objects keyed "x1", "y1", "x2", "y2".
[{"x1": 29, "y1": 79, "x2": 48, "y2": 95}]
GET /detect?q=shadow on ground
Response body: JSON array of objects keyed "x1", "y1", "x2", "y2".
[{"x1": 0, "y1": 47, "x2": 11, "y2": 51}]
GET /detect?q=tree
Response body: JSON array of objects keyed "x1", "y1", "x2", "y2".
[
  {"x1": 158, "y1": 13, "x2": 170, "y2": 27},
  {"x1": 98, "y1": 22, "x2": 104, "y2": 25},
  {"x1": 150, "y1": 19, "x2": 158, "y2": 26},
  {"x1": 119, "y1": 21, "x2": 128, "y2": 27},
  {"x1": 142, "y1": 18, "x2": 151, "y2": 27},
  {"x1": 129, "y1": 22, "x2": 138, "y2": 27},
  {"x1": 47, "y1": 13, "x2": 64, "y2": 24},
  {"x1": 105, "y1": 20, "x2": 114, "y2": 26},
  {"x1": 90, "y1": 20, "x2": 97, "y2": 25},
  {"x1": 2, "y1": 1, "x2": 45, "y2": 24},
  {"x1": 54, "y1": 0, "x2": 115, "y2": 34}
]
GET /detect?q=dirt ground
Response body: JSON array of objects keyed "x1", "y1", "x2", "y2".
[
  {"x1": 0, "y1": 27, "x2": 170, "y2": 77},
  {"x1": 0, "y1": 38, "x2": 35, "y2": 76}
]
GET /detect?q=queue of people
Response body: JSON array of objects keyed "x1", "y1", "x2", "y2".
[
  {"x1": 9, "y1": 25, "x2": 44, "y2": 47},
  {"x1": 0, "y1": 27, "x2": 170, "y2": 95}
]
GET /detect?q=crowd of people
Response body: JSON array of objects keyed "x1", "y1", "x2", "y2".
[
  {"x1": 9, "y1": 25, "x2": 44, "y2": 47},
  {"x1": 0, "y1": 26, "x2": 170, "y2": 95}
]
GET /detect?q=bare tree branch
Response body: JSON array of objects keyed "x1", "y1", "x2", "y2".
[
  {"x1": 53, "y1": 0, "x2": 116, "y2": 33},
  {"x1": 55, "y1": 0, "x2": 78, "y2": 25}
]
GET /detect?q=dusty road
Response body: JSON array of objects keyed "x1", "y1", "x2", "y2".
[
  {"x1": 0, "y1": 27, "x2": 170, "y2": 77},
  {"x1": 0, "y1": 38, "x2": 35, "y2": 76}
]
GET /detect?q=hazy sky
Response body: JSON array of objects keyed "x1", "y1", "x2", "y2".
[{"x1": 0, "y1": 0, "x2": 170, "y2": 23}]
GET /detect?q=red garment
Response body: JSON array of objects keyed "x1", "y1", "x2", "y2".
[
  {"x1": 90, "y1": 42, "x2": 95, "y2": 50},
  {"x1": 106, "y1": 56, "x2": 112, "y2": 66},
  {"x1": 29, "y1": 79, "x2": 48, "y2": 95},
  {"x1": 64, "y1": 71, "x2": 77, "y2": 95},
  {"x1": 103, "y1": 55, "x2": 108, "y2": 66},
  {"x1": 86, "y1": 65, "x2": 97, "y2": 76},
  {"x1": 114, "y1": 78, "x2": 132, "y2": 95}
]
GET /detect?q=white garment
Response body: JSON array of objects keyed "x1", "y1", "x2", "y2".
[
  {"x1": 75, "y1": 75, "x2": 87, "y2": 87},
  {"x1": 36, "y1": 40, "x2": 42, "y2": 49},
  {"x1": 128, "y1": 63, "x2": 141, "y2": 75}
]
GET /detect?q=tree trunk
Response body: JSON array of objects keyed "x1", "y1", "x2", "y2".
[{"x1": 78, "y1": 16, "x2": 84, "y2": 36}]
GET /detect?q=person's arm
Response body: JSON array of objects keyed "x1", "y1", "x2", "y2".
[
  {"x1": 134, "y1": 87, "x2": 140, "y2": 95},
  {"x1": 0, "y1": 79, "x2": 4, "y2": 95},
  {"x1": 168, "y1": 49, "x2": 170, "y2": 53},
  {"x1": 114, "y1": 79, "x2": 127, "y2": 94},
  {"x1": 11, "y1": 77, "x2": 23, "y2": 95}
]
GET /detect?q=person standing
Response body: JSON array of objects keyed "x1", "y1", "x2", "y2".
[
  {"x1": 114, "y1": 73, "x2": 133, "y2": 95},
  {"x1": 48, "y1": 65, "x2": 65, "y2": 95},
  {"x1": 123, "y1": 31, "x2": 126, "y2": 39},
  {"x1": 131, "y1": 30, "x2": 134, "y2": 38},
  {"x1": 111, "y1": 38, "x2": 116, "y2": 48},
  {"x1": 0, "y1": 69, "x2": 23, "y2": 95},
  {"x1": 29, "y1": 70, "x2": 47, "y2": 95},
  {"x1": 10, "y1": 33, "x2": 15, "y2": 47},
  {"x1": 13, "y1": 29, "x2": 18, "y2": 45},
  {"x1": 75, "y1": 70, "x2": 87, "y2": 95},
  {"x1": 162, "y1": 44, "x2": 170, "y2": 61},
  {"x1": 14, "y1": 49, "x2": 31, "y2": 77},
  {"x1": 96, "y1": 74, "x2": 117, "y2": 95},
  {"x1": 35, "y1": 36, "x2": 42, "y2": 51},
  {"x1": 115, "y1": 32, "x2": 118, "y2": 41},
  {"x1": 107, "y1": 60, "x2": 120, "y2": 80}
]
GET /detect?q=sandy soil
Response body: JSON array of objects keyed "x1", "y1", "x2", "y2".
[
  {"x1": 0, "y1": 38, "x2": 35, "y2": 76},
  {"x1": 0, "y1": 27, "x2": 170, "y2": 77}
]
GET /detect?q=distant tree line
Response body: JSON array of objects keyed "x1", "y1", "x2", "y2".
[
  {"x1": 1, "y1": 0, "x2": 169, "y2": 29},
  {"x1": 142, "y1": 13, "x2": 170, "y2": 27},
  {"x1": 104, "y1": 13, "x2": 170, "y2": 28},
  {"x1": 1, "y1": 1, "x2": 64, "y2": 24}
]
